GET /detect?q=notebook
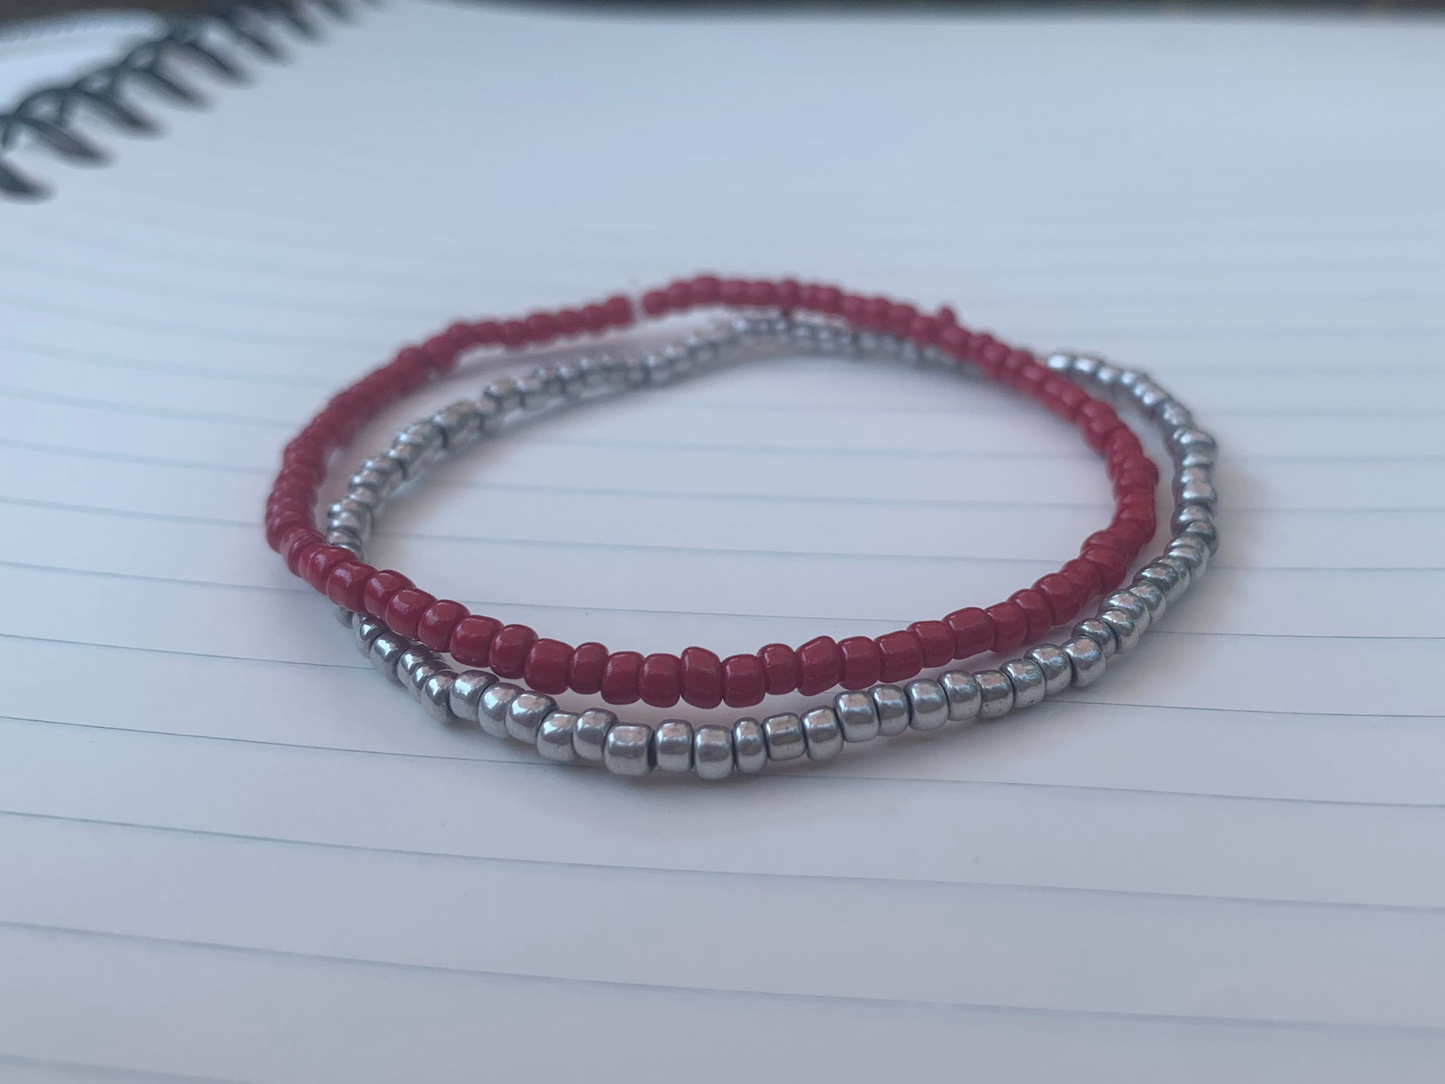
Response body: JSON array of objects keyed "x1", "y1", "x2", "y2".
[{"x1": 1, "y1": 1, "x2": 1443, "y2": 1080}]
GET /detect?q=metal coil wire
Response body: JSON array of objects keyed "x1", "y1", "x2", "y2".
[{"x1": 0, "y1": 0, "x2": 365, "y2": 200}]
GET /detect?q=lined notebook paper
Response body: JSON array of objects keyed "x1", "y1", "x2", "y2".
[{"x1": 2, "y1": 2, "x2": 1444, "y2": 1080}]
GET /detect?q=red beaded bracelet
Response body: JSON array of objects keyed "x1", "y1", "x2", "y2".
[{"x1": 267, "y1": 276, "x2": 1156, "y2": 710}]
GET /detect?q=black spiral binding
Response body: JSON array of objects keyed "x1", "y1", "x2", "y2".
[{"x1": 0, "y1": 0, "x2": 368, "y2": 200}]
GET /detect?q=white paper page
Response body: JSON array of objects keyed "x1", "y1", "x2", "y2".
[{"x1": 1, "y1": 2, "x2": 1443, "y2": 1081}]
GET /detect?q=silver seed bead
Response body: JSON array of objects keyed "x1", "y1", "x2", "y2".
[
  {"x1": 1045, "y1": 352, "x2": 1075, "y2": 374},
  {"x1": 484, "y1": 377, "x2": 522, "y2": 412},
  {"x1": 333, "y1": 604, "x2": 354, "y2": 628},
  {"x1": 1117, "y1": 369, "x2": 1151, "y2": 394},
  {"x1": 1177, "y1": 480, "x2": 1217, "y2": 510},
  {"x1": 1180, "y1": 445, "x2": 1217, "y2": 470},
  {"x1": 1093, "y1": 362, "x2": 1124, "y2": 395},
  {"x1": 623, "y1": 355, "x2": 649, "y2": 387},
  {"x1": 1172, "y1": 503, "x2": 1214, "y2": 536},
  {"x1": 330, "y1": 495, "x2": 374, "y2": 524},
  {"x1": 537, "y1": 711, "x2": 580, "y2": 763},
  {"x1": 654, "y1": 720, "x2": 695, "y2": 772},
  {"x1": 905, "y1": 679, "x2": 949, "y2": 731},
  {"x1": 573, "y1": 708, "x2": 616, "y2": 763},
  {"x1": 834, "y1": 691, "x2": 880, "y2": 743},
  {"x1": 1136, "y1": 559, "x2": 1189, "y2": 604},
  {"x1": 1001, "y1": 659, "x2": 1046, "y2": 709},
  {"x1": 1069, "y1": 354, "x2": 1103, "y2": 378},
  {"x1": 1129, "y1": 580, "x2": 1167, "y2": 622},
  {"x1": 388, "y1": 422, "x2": 445, "y2": 478},
  {"x1": 368, "y1": 632, "x2": 407, "y2": 681},
  {"x1": 419, "y1": 670, "x2": 458, "y2": 724},
  {"x1": 506, "y1": 692, "x2": 555, "y2": 744},
  {"x1": 1167, "y1": 536, "x2": 1209, "y2": 577},
  {"x1": 354, "y1": 613, "x2": 384, "y2": 655},
  {"x1": 1025, "y1": 645, "x2": 1073, "y2": 695},
  {"x1": 1062, "y1": 637, "x2": 1107, "y2": 687},
  {"x1": 801, "y1": 707, "x2": 844, "y2": 761},
  {"x1": 1181, "y1": 519, "x2": 1220, "y2": 554},
  {"x1": 478, "y1": 682, "x2": 522, "y2": 739},
  {"x1": 604, "y1": 724, "x2": 654, "y2": 777},
  {"x1": 642, "y1": 352, "x2": 673, "y2": 385},
  {"x1": 1101, "y1": 590, "x2": 1151, "y2": 633},
  {"x1": 448, "y1": 670, "x2": 496, "y2": 724},
  {"x1": 937, "y1": 671, "x2": 982, "y2": 722},
  {"x1": 329, "y1": 509, "x2": 370, "y2": 541},
  {"x1": 407, "y1": 660, "x2": 447, "y2": 703},
  {"x1": 352, "y1": 458, "x2": 401, "y2": 499},
  {"x1": 975, "y1": 670, "x2": 1015, "y2": 720},
  {"x1": 554, "y1": 360, "x2": 586, "y2": 398},
  {"x1": 1157, "y1": 401, "x2": 1193, "y2": 430},
  {"x1": 762, "y1": 713, "x2": 806, "y2": 762},
  {"x1": 327, "y1": 527, "x2": 363, "y2": 554},
  {"x1": 733, "y1": 717, "x2": 767, "y2": 773},
  {"x1": 693, "y1": 725, "x2": 734, "y2": 781},
  {"x1": 1171, "y1": 427, "x2": 1217, "y2": 458},
  {"x1": 395, "y1": 645, "x2": 437, "y2": 688},
  {"x1": 1133, "y1": 382, "x2": 1170, "y2": 413},
  {"x1": 430, "y1": 401, "x2": 484, "y2": 448},
  {"x1": 1174, "y1": 465, "x2": 1212, "y2": 492},
  {"x1": 1098, "y1": 608, "x2": 1142, "y2": 652},
  {"x1": 1073, "y1": 618, "x2": 1118, "y2": 658},
  {"x1": 870, "y1": 684, "x2": 911, "y2": 736}
]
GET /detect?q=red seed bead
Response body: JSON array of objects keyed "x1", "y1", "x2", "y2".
[
  {"x1": 746, "y1": 280, "x2": 777, "y2": 307},
  {"x1": 555, "y1": 308, "x2": 583, "y2": 336},
  {"x1": 936, "y1": 304, "x2": 958, "y2": 325},
  {"x1": 489, "y1": 624, "x2": 537, "y2": 679},
  {"x1": 641, "y1": 289, "x2": 670, "y2": 316},
  {"x1": 524, "y1": 638, "x2": 573, "y2": 695},
  {"x1": 985, "y1": 601, "x2": 1029, "y2": 654},
  {"x1": 665, "y1": 281, "x2": 693, "y2": 311},
  {"x1": 302, "y1": 544, "x2": 351, "y2": 592},
  {"x1": 499, "y1": 320, "x2": 528, "y2": 349},
  {"x1": 680, "y1": 646, "x2": 724, "y2": 709},
  {"x1": 887, "y1": 302, "x2": 918, "y2": 336},
  {"x1": 719, "y1": 278, "x2": 748, "y2": 305},
  {"x1": 580, "y1": 305, "x2": 608, "y2": 333},
  {"x1": 776, "y1": 278, "x2": 801, "y2": 310},
  {"x1": 325, "y1": 560, "x2": 375, "y2": 613},
  {"x1": 840, "y1": 293, "x2": 867, "y2": 324},
  {"x1": 524, "y1": 312, "x2": 557, "y2": 345},
  {"x1": 384, "y1": 587, "x2": 436, "y2": 641},
  {"x1": 690, "y1": 275, "x2": 721, "y2": 304},
  {"x1": 449, "y1": 615, "x2": 501, "y2": 666},
  {"x1": 908, "y1": 620, "x2": 955, "y2": 668},
  {"x1": 722, "y1": 654, "x2": 766, "y2": 708},
  {"x1": 1000, "y1": 349, "x2": 1034, "y2": 388},
  {"x1": 758, "y1": 643, "x2": 799, "y2": 695},
  {"x1": 815, "y1": 285, "x2": 843, "y2": 314},
  {"x1": 876, "y1": 630, "x2": 924, "y2": 683},
  {"x1": 285, "y1": 540, "x2": 324, "y2": 579},
  {"x1": 838, "y1": 635, "x2": 883, "y2": 690},
  {"x1": 472, "y1": 319, "x2": 501, "y2": 345},
  {"x1": 863, "y1": 296, "x2": 891, "y2": 331},
  {"x1": 362, "y1": 569, "x2": 412, "y2": 619},
  {"x1": 908, "y1": 315, "x2": 939, "y2": 346},
  {"x1": 1059, "y1": 557, "x2": 1104, "y2": 602},
  {"x1": 944, "y1": 606, "x2": 995, "y2": 659},
  {"x1": 639, "y1": 653, "x2": 682, "y2": 708},
  {"x1": 1010, "y1": 588, "x2": 1053, "y2": 641},
  {"x1": 796, "y1": 636, "x2": 843, "y2": 696},
  {"x1": 1033, "y1": 574, "x2": 1085, "y2": 627},
  {"x1": 275, "y1": 521, "x2": 318, "y2": 560},
  {"x1": 601, "y1": 651, "x2": 644, "y2": 704},
  {"x1": 1080, "y1": 546, "x2": 1130, "y2": 592},
  {"x1": 938, "y1": 323, "x2": 969, "y2": 359},
  {"x1": 1017, "y1": 362, "x2": 1051, "y2": 397},
  {"x1": 568, "y1": 642, "x2": 609, "y2": 696},
  {"x1": 417, "y1": 599, "x2": 468, "y2": 653},
  {"x1": 602, "y1": 295, "x2": 634, "y2": 327}
]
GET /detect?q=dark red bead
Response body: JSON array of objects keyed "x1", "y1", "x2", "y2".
[
  {"x1": 815, "y1": 285, "x2": 843, "y2": 314},
  {"x1": 944, "y1": 606, "x2": 995, "y2": 659},
  {"x1": 324, "y1": 560, "x2": 375, "y2": 613},
  {"x1": 887, "y1": 302, "x2": 917, "y2": 336},
  {"x1": 796, "y1": 635, "x2": 843, "y2": 696},
  {"x1": 489, "y1": 624, "x2": 537, "y2": 679},
  {"x1": 524, "y1": 638, "x2": 573, "y2": 695},
  {"x1": 665, "y1": 281, "x2": 693, "y2": 311},
  {"x1": 985, "y1": 601, "x2": 1029, "y2": 654},
  {"x1": 876, "y1": 630, "x2": 924, "y2": 683},
  {"x1": 863, "y1": 296, "x2": 891, "y2": 331},
  {"x1": 384, "y1": 587, "x2": 436, "y2": 641},
  {"x1": 580, "y1": 305, "x2": 608, "y2": 333},
  {"x1": 680, "y1": 646, "x2": 723, "y2": 709},
  {"x1": 840, "y1": 293, "x2": 867, "y2": 324},
  {"x1": 285, "y1": 540, "x2": 324, "y2": 579},
  {"x1": 690, "y1": 275, "x2": 721, "y2": 304},
  {"x1": 938, "y1": 323, "x2": 969, "y2": 359},
  {"x1": 1017, "y1": 362, "x2": 1050, "y2": 396},
  {"x1": 908, "y1": 620, "x2": 954, "y2": 668},
  {"x1": 600, "y1": 651, "x2": 643, "y2": 704},
  {"x1": 776, "y1": 278, "x2": 801, "y2": 310},
  {"x1": 639, "y1": 653, "x2": 682, "y2": 708},
  {"x1": 1080, "y1": 547, "x2": 1130, "y2": 592},
  {"x1": 524, "y1": 311, "x2": 557, "y2": 344},
  {"x1": 746, "y1": 280, "x2": 777, "y2": 307},
  {"x1": 838, "y1": 635, "x2": 883, "y2": 690},
  {"x1": 641, "y1": 289, "x2": 670, "y2": 316},
  {"x1": 449, "y1": 614, "x2": 501, "y2": 666},
  {"x1": 302, "y1": 545, "x2": 351, "y2": 592},
  {"x1": 722, "y1": 654, "x2": 766, "y2": 708},
  {"x1": 758, "y1": 643, "x2": 799, "y2": 695},
  {"x1": 602, "y1": 294, "x2": 634, "y2": 327},
  {"x1": 908, "y1": 315, "x2": 939, "y2": 346},
  {"x1": 719, "y1": 278, "x2": 748, "y2": 305},
  {"x1": 568, "y1": 642, "x2": 609, "y2": 695},
  {"x1": 1033, "y1": 574, "x2": 1085, "y2": 627},
  {"x1": 555, "y1": 309, "x2": 583, "y2": 336},
  {"x1": 471, "y1": 320, "x2": 501, "y2": 345},
  {"x1": 417, "y1": 599, "x2": 468, "y2": 652},
  {"x1": 499, "y1": 320, "x2": 528, "y2": 349},
  {"x1": 1059, "y1": 557, "x2": 1103, "y2": 602},
  {"x1": 1000, "y1": 349, "x2": 1034, "y2": 388},
  {"x1": 1009, "y1": 588, "x2": 1053, "y2": 640},
  {"x1": 936, "y1": 304, "x2": 958, "y2": 325},
  {"x1": 362, "y1": 569, "x2": 412, "y2": 619}
]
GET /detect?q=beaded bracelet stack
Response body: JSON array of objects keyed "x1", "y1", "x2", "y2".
[{"x1": 267, "y1": 276, "x2": 1218, "y2": 780}]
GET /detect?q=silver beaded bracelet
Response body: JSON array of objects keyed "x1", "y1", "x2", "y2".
[{"x1": 327, "y1": 315, "x2": 1217, "y2": 780}]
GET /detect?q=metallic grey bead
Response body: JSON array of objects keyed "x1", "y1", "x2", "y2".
[
  {"x1": 326, "y1": 527, "x2": 363, "y2": 554},
  {"x1": 368, "y1": 632, "x2": 407, "y2": 682},
  {"x1": 573, "y1": 709, "x2": 616, "y2": 763},
  {"x1": 905, "y1": 679, "x2": 948, "y2": 731},
  {"x1": 654, "y1": 720, "x2": 695, "y2": 772},
  {"x1": 395, "y1": 645, "x2": 438, "y2": 689},
  {"x1": 1062, "y1": 637, "x2": 1107, "y2": 687},
  {"x1": 430, "y1": 401, "x2": 484, "y2": 448},
  {"x1": 1129, "y1": 580, "x2": 1167, "y2": 622},
  {"x1": 405, "y1": 659, "x2": 447, "y2": 701},
  {"x1": 1098, "y1": 608, "x2": 1142, "y2": 652},
  {"x1": 354, "y1": 614, "x2": 385, "y2": 657},
  {"x1": 576, "y1": 356, "x2": 610, "y2": 391},
  {"x1": 352, "y1": 458, "x2": 402, "y2": 499},
  {"x1": 448, "y1": 670, "x2": 496, "y2": 724},
  {"x1": 1117, "y1": 369, "x2": 1151, "y2": 395},
  {"x1": 1093, "y1": 362, "x2": 1124, "y2": 395},
  {"x1": 733, "y1": 718, "x2": 767, "y2": 773},
  {"x1": 1044, "y1": 352, "x2": 1076, "y2": 374},
  {"x1": 1101, "y1": 590, "x2": 1151, "y2": 633},
  {"x1": 1173, "y1": 465, "x2": 1212, "y2": 493},
  {"x1": 682, "y1": 333, "x2": 718, "y2": 369},
  {"x1": 1001, "y1": 659, "x2": 1046, "y2": 710},
  {"x1": 1166, "y1": 536, "x2": 1209, "y2": 577},
  {"x1": 939, "y1": 671, "x2": 981, "y2": 722},
  {"x1": 517, "y1": 368, "x2": 559, "y2": 409},
  {"x1": 1156, "y1": 554, "x2": 1195, "y2": 593},
  {"x1": 1180, "y1": 445, "x2": 1217, "y2": 470},
  {"x1": 1181, "y1": 518, "x2": 1220, "y2": 554},
  {"x1": 870, "y1": 685, "x2": 911, "y2": 736},
  {"x1": 419, "y1": 670, "x2": 458, "y2": 724},
  {"x1": 1072, "y1": 618, "x2": 1119, "y2": 658},
  {"x1": 553, "y1": 360, "x2": 587, "y2": 398},
  {"x1": 1136, "y1": 559, "x2": 1189, "y2": 604},
  {"x1": 975, "y1": 670, "x2": 1015, "y2": 720},
  {"x1": 506, "y1": 692, "x2": 555, "y2": 744},
  {"x1": 537, "y1": 711, "x2": 580, "y2": 763},
  {"x1": 642, "y1": 352, "x2": 673, "y2": 385},
  {"x1": 1172, "y1": 503, "x2": 1214, "y2": 536},
  {"x1": 693, "y1": 725, "x2": 734, "y2": 780},
  {"x1": 333, "y1": 604, "x2": 354, "y2": 627},
  {"x1": 661, "y1": 343, "x2": 692, "y2": 379},
  {"x1": 483, "y1": 376, "x2": 523, "y2": 412},
  {"x1": 1025, "y1": 645, "x2": 1072, "y2": 695},
  {"x1": 604, "y1": 724, "x2": 654, "y2": 777},
  {"x1": 330, "y1": 495, "x2": 375, "y2": 523},
  {"x1": 329, "y1": 509, "x2": 370, "y2": 541},
  {"x1": 1132, "y1": 382, "x2": 1170, "y2": 413},
  {"x1": 1157, "y1": 400, "x2": 1193, "y2": 430},
  {"x1": 472, "y1": 397, "x2": 500, "y2": 433},
  {"x1": 801, "y1": 707, "x2": 844, "y2": 761},
  {"x1": 1177, "y1": 480, "x2": 1217, "y2": 510},
  {"x1": 623, "y1": 355, "x2": 650, "y2": 387},
  {"x1": 388, "y1": 421, "x2": 445, "y2": 478},
  {"x1": 478, "y1": 682, "x2": 522, "y2": 739},
  {"x1": 762, "y1": 713, "x2": 806, "y2": 762},
  {"x1": 1171, "y1": 427, "x2": 1217, "y2": 458},
  {"x1": 834, "y1": 691, "x2": 880, "y2": 743},
  {"x1": 1069, "y1": 354, "x2": 1103, "y2": 378}
]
